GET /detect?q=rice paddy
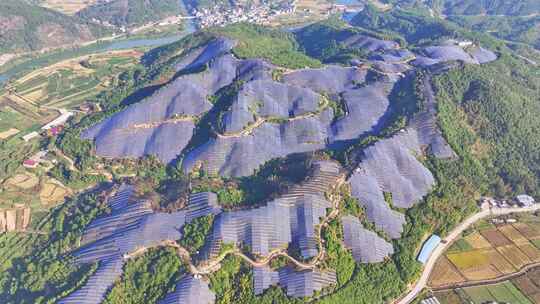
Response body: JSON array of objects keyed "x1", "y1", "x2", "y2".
[
  {"x1": 435, "y1": 281, "x2": 533, "y2": 304},
  {"x1": 429, "y1": 215, "x2": 540, "y2": 303}
]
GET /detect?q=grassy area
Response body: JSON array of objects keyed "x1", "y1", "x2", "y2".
[
  {"x1": 447, "y1": 239, "x2": 473, "y2": 253},
  {"x1": 463, "y1": 281, "x2": 532, "y2": 304}
]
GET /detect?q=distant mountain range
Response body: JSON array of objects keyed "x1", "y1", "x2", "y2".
[
  {"x1": 388, "y1": 0, "x2": 539, "y2": 16},
  {"x1": 0, "y1": 0, "x2": 183, "y2": 55},
  {"x1": 0, "y1": 0, "x2": 109, "y2": 54},
  {"x1": 76, "y1": 0, "x2": 182, "y2": 28}
]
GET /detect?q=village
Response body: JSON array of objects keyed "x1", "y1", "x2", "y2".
[{"x1": 193, "y1": 2, "x2": 297, "y2": 28}]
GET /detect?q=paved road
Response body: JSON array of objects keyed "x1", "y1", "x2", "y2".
[{"x1": 397, "y1": 204, "x2": 540, "y2": 304}]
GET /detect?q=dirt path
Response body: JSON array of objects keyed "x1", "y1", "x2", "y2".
[
  {"x1": 125, "y1": 175, "x2": 346, "y2": 276},
  {"x1": 396, "y1": 204, "x2": 540, "y2": 304}
]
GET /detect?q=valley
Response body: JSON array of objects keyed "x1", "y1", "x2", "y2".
[{"x1": 0, "y1": 1, "x2": 538, "y2": 304}]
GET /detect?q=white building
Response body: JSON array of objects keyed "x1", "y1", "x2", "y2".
[
  {"x1": 22, "y1": 131, "x2": 40, "y2": 142},
  {"x1": 516, "y1": 194, "x2": 535, "y2": 207},
  {"x1": 42, "y1": 109, "x2": 73, "y2": 131}
]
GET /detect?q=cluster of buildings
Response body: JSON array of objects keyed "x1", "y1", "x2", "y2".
[
  {"x1": 193, "y1": 2, "x2": 296, "y2": 28},
  {"x1": 478, "y1": 194, "x2": 537, "y2": 210}
]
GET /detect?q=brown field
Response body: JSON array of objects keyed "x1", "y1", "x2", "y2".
[
  {"x1": 460, "y1": 265, "x2": 500, "y2": 281},
  {"x1": 465, "y1": 232, "x2": 492, "y2": 249},
  {"x1": 530, "y1": 293, "x2": 540, "y2": 303},
  {"x1": 481, "y1": 229, "x2": 513, "y2": 247},
  {"x1": 528, "y1": 269, "x2": 540, "y2": 285},
  {"x1": 0, "y1": 128, "x2": 19, "y2": 139},
  {"x1": 520, "y1": 244, "x2": 540, "y2": 262},
  {"x1": 486, "y1": 249, "x2": 517, "y2": 274},
  {"x1": 39, "y1": 180, "x2": 69, "y2": 205},
  {"x1": 429, "y1": 257, "x2": 466, "y2": 287},
  {"x1": 433, "y1": 290, "x2": 464, "y2": 304},
  {"x1": 500, "y1": 225, "x2": 531, "y2": 245},
  {"x1": 497, "y1": 245, "x2": 532, "y2": 269},
  {"x1": 513, "y1": 275, "x2": 540, "y2": 296},
  {"x1": 4, "y1": 173, "x2": 39, "y2": 190},
  {"x1": 514, "y1": 223, "x2": 540, "y2": 240},
  {"x1": 39, "y1": 0, "x2": 99, "y2": 15}
]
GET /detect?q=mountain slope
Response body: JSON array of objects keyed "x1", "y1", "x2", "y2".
[
  {"x1": 77, "y1": 0, "x2": 181, "y2": 28},
  {"x1": 0, "y1": 0, "x2": 109, "y2": 53}
]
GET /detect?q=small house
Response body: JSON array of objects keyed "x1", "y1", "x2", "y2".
[{"x1": 22, "y1": 159, "x2": 38, "y2": 169}]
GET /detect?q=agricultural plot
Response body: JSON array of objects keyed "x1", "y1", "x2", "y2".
[
  {"x1": 500, "y1": 225, "x2": 531, "y2": 245},
  {"x1": 497, "y1": 245, "x2": 532, "y2": 269},
  {"x1": 480, "y1": 228, "x2": 513, "y2": 247},
  {"x1": 39, "y1": 0, "x2": 100, "y2": 15},
  {"x1": 39, "y1": 179, "x2": 70, "y2": 206},
  {"x1": 430, "y1": 219, "x2": 540, "y2": 288},
  {"x1": 463, "y1": 281, "x2": 532, "y2": 304},
  {"x1": 428, "y1": 257, "x2": 466, "y2": 287},
  {"x1": 464, "y1": 232, "x2": 492, "y2": 249},
  {"x1": 433, "y1": 290, "x2": 464, "y2": 304},
  {"x1": 9, "y1": 51, "x2": 140, "y2": 109}
]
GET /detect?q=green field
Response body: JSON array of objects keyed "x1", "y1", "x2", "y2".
[
  {"x1": 447, "y1": 239, "x2": 474, "y2": 253},
  {"x1": 462, "y1": 281, "x2": 532, "y2": 304}
]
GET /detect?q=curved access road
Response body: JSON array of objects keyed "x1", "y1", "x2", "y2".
[{"x1": 397, "y1": 204, "x2": 540, "y2": 304}]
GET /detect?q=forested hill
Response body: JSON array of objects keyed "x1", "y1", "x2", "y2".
[
  {"x1": 387, "y1": 0, "x2": 539, "y2": 17},
  {"x1": 0, "y1": 0, "x2": 109, "y2": 54},
  {"x1": 77, "y1": 0, "x2": 182, "y2": 28}
]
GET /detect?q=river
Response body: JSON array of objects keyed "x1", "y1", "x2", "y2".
[
  {"x1": 0, "y1": 14, "x2": 197, "y2": 86},
  {"x1": 0, "y1": 0, "x2": 364, "y2": 86}
]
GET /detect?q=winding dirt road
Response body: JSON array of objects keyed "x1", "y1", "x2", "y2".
[
  {"x1": 125, "y1": 175, "x2": 346, "y2": 277},
  {"x1": 396, "y1": 204, "x2": 540, "y2": 304}
]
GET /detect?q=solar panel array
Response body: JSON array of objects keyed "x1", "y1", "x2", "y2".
[
  {"x1": 158, "y1": 275, "x2": 215, "y2": 304},
  {"x1": 183, "y1": 65, "x2": 394, "y2": 177},
  {"x1": 349, "y1": 129, "x2": 435, "y2": 238},
  {"x1": 253, "y1": 266, "x2": 280, "y2": 295},
  {"x1": 369, "y1": 49, "x2": 415, "y2": 63},
  {"x1": 221, "y1": 79, "x2": 322, "y2": 133},
  {"x1": 58, "y1": 256, "x2": 125, "y2": 304},
  {"x1": 82, "y1": 48, "x2": 273, "y2": 164},
  {"x1": 410, "y1": 74, "x2": 456, "y2": 159},
  {"x1": 342, "y1": 34, "x2": 399, "y2": 53},
  {"x1": 412, "y1": 44, "x2": 497, "y2": 67},
  {"x1": 253, "y1": 266, "x2": 337, "y2": 298},
  {"x1": 202, "y1": 160, "x2": 340, "y2": 260},
  {"x1": 182, "y1": 109, "x2": 334, "y2": 177},
  {"x1": 174, "y1": 37, "x2": 236, "y2": 72},
  {"x1": 61, "y1": 186, "x2": 224, "y2": 303},
  {"x1": 341, "y1": 215, "x2": 393, "y2": 263}
]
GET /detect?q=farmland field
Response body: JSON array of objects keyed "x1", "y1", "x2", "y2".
[
  {"x1": 8, "y1": 50, "x2": 140, "y2": 109},
  {"x1": 464, "y1": 232, "x2": 492, "y2": 249},
  {"x1": 430, "y1": 217, "x2": 540, "y2": 289},
  {"x1": 429, "y1": 257, "x2": 466, "y2": 287},
  {"x1": 38, "y1": 0, "x2": 100, "y2": 15},
  {"x1": 497, "y1": 245, "x2": 532, "y2": 269},
  {"x1": 481, "y1": 228, "x2": 513, "y2": 247},
  {"x1": 500, "y1": 225, "x2": 531, "y2": 245},
  {"x1": 463, "y1": 281, "x2": 532, "y2": 304},
  {"x1": 447, "y1": 250, "x2": 490, "y2": 270}
]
